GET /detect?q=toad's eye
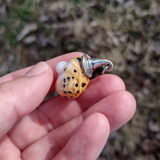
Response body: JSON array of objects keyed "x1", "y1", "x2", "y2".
[{"x1": 77, "y1": 57, "x2": 81, "y2": 62}]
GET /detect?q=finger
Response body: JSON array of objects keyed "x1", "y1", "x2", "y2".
[
  {"x1": 82, "y1": 90, "x2": 136, "y2": 133},
  {"x1": 0, "y1": 52, "x2": 83, "y2": 93},
  {"x1": 21, "y1": 113, "x2": 109, "y2": 160},
  {"x1": 54, "y1": 113, "x2": 109, "y2": 160},
  {"x1": 20, "y1": 91, "x2": 135, "y2": 159},
  {"x1": 0, "y1": 62, "x2": 53, "y2": 139},
  {"x1": 77, "y1": 74, "x2": 125, "y2": 111},
  {"x1": 8, "y1": 74, "x2": 125, "y2": 150},
  {"x1": 0, "y1": 135, "x2": 20, "y2": 160},
  {"x1": 21, "y1": 111, "x2": 84, "y2": 160}
]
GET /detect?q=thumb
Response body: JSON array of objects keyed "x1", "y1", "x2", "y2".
[{"x1": 0, "y1": 62, "x2": 53, "y2": 139}]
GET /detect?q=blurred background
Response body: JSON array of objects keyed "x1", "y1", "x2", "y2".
[{"x1": 0, "y1": 0, "x2": 160, "y2": 159}]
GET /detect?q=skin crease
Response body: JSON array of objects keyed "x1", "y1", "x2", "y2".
[{"x1": 0, "y1": 52, "x2": 136, "y2": 160}]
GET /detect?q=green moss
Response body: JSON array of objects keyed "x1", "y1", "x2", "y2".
[{"x1": 7, "y1": 5, "x2": 39, "y2": 21}]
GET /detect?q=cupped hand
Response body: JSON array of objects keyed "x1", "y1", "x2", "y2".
[{"x1": 0, "y1": 52, "x2": 136, "y2": 160}]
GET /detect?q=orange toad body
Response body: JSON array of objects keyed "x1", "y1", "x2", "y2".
[{"x1": 55, "y1": 56, "x2": 89, "y2": 99}]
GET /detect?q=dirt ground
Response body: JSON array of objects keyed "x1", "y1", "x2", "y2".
[{"x1": 0, "y1": 0, "x2": 160, "y2": 159}]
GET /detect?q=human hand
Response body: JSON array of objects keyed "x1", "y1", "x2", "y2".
[{"x1": 0, "y1": 52, "x2": 136, "y2": 160}]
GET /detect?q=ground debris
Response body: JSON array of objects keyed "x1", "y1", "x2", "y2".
[{"x1": 16, "y1": 23, "x2": 37, "y2": 41}]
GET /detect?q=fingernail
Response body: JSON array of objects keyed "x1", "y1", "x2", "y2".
[{"x1": 25, "y1": 62, "x2": 49, "y2": 77}]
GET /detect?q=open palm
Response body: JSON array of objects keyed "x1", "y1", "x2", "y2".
[{"x1": 0, "y1": 52, "x2": 136, "y2": 160}]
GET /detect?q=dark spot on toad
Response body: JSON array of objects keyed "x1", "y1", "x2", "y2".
[
  {"x1": 74, "y1": 69, "x2": 77, "y2": 73},
  {"x1": 82, "y1": 83, "x2": 86, "y2": 87},
  {"x1": 68, "y1": 91, "x2": 72, "y2": 94},
  {"x1": 77, "y1": 57, "x2": 81, "y2": 62},
  {"x1": 72, "y1": 77, "x2": 74, "y2": 79},
  {"x1": 71, "y1": 96, "x2": 73, "y2": 98},
  {"x1": 63, "y1": 78, "x2": 66, "y2": 83},
  {"x1": 64, "y1": 91, "x2": 67, "y2": 94},
  {"x1": 63, "y1": 84, "x2": 66, "y2": 88},
  {"x1": 64, "y1": 96, "x2": 68, "y2": 98},
  {"x1": 67, "y1": 77, "x2": 70, "y2": 81},
  {"x1": 75, "y1": 83, "x2": 78, "y2": 87},
  {"x1": 76, "y1": 90, "x2": 79, "y2": 93}
]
